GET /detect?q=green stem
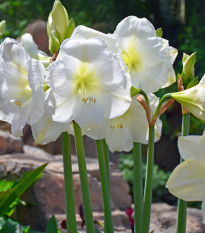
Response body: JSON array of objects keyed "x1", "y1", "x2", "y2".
[
  {"x1": 152, "y1": 93, "x2": 172, "y2": 120},
  {"x1": 73, "y1": 122, "x2": 95, "y2": 233},
  {"x1": 62, "y1": 132, "x2": 77, "y2": 233},
  {"x1": 96, "y1": 140, "x2": 114, "y2": 233},
  {"x1": 140, "y1": 89, "x2": 149, "y2": 105},
  {"x1": 142, "y1": 126, "x2": 155, "y2": 233},
  {"x1": 176, "y1": 112, "x2": 190, "y2": 233},
  {"x1": 102, "y1": 139, "x2": 110, "y2": 190},
  {"x1": 133, "y1": 142, "x2": 143, "y2": 233},
  {"x1": 130, "y1": 86, "x2": 149, "y2": 105}
]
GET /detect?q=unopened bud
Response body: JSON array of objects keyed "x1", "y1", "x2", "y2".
[
  {"x1": 47, "y1": 0, "x2": 75, "y2": 54},
  {"x1": 0, "y1": 20, "x2": 6, "y2": 39}
]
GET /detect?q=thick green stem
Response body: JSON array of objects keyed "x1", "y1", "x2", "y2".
[
  {"x1": 142, "y1": 126, "x2": 155, "y2": 233},
  {"x1": 62, "y1": 132, "x2": 77, "y2": 233},
  {"x1": 73, "y1": 122, "x2": 95, "y2": 233},
  {"x1": 102, "y1": 139, "x2": 110, "y2": 190},
  {"x1": 133, "y1": 142, "x2": 143, "y2": 233},
  {"x1": 176, "y1": 112, "x2": 190, "y2": 233},
  {"x1": 140, "y1": 89, "x2": 149, "y2": 105},
  {"x1": 152, "y1": 93, "x2": 172, "y2": 120},
  {"x1": 96, "y1": 140, "x2": 114, "y2": 233},
  {"x1": 130, "y1": 87, "x2": 149, "y2": 105}
]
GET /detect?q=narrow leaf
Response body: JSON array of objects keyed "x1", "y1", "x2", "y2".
[
  {"x1": 45, "y1": 215, "x2": 58, "y2": 233},
  {"x1": 0, "y1": 163, "x2": 48, "y2": 216}
]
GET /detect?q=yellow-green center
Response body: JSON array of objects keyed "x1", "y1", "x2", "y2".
[
  {"x1": 11, "y1": 64, "x2": 32, "y2": 108},
  {"x1": 73, "y1": 63, "x2": 100, "y2": 101},
  {"x1": 121, "y1": 37, "x2": 142, "y2": 73}
]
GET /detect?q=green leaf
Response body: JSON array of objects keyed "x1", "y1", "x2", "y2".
[
  {"x1": 156, "y1": 28, "x2": 163, "y2": 37},
  {"x1": 0, "y1": 163, "x2": 48, "y2": 216},
  {"x1": 0, "y1": 180, "x2": 16, "y2": 192},
  {"x1": 67, "y1": 17, "x2": 75, "y2": 38},
  {"x1": 0, "y1": 217, "x2": 31, "y2": 233},
  {"x1": 182, "y1": 52, "x2": 197, "y2": 88},
  {"x1": 186, "y1": 76, "x2": 198, "y2": 89},
  {"x1": 45, "y1": 215, "x2": 58, "y2": 233}
]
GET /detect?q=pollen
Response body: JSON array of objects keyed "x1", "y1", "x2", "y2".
[
  {"x1": 82, "y1": 97, "x2": 96, "y2": 104},
  {"x1": 110, "y1": 123, "x2": 123, "y2": 129},
  {"x1": 13, "y1": 100, "x2": 22, "y2": 108}
]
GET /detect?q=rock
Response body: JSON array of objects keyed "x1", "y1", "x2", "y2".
[
  {"x1": 0, "y1": 130, "x2": 23, "y2": 155},
  {"x1": 55, "y1": 210, "x2": 132, "y2": 233},
  {"x1": 0, "y1": 146, "x2": 132, "y2": 231},
  {"x1": 56, "y1": 203, "x2": 205, "y2": 233},
  {"x1": 150, "y1": 203, "x2": 205, "y2": 233},
  {"x1": 26, "y1": 19, "x2": 49, "y2": 54}
]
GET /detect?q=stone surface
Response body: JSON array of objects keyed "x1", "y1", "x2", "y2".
[
  {"x1": 0, "y1": 130, "x2": 23, "y2": 155},
  {"x1": 26, "y1": 19, "x2": 49, "y2": 54},
  {"x1": 150, "y1": 203, "x2": 205, "y2": 233},
  {"x1": 0, "y1": 145, "x2": 132, "y2": 231},
  {"x1": 55, "y1": 203, "x2": 205, "y2": 233}
]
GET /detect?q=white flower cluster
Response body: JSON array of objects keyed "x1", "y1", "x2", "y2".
[{"x1": 0, "y1": 16, "x2": 177, "y2": 152}]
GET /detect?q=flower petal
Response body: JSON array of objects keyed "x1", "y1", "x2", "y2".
[
  {"x1": 71, "y1": 25, "x2": 118, "y2": 53},
  {"x1": 0, "y1": 102, "x2": 15, "y2": 124},
  {"x1": 28, "y1": 85, "x2": 45, "y2": 125},
  {"x1": 0, "y1": 38, "x2": 30, "y2": 69},
  {"x1": 201, "y1": 201, "x2": 205, "y2": 224},
  {"x1": 21, "y1": 33, "x2": 50, "y2": 66},
  {"x1": 171, "y1": 80, "x2": 205, "y2": 121},
  {"x1": 166, "y1": 159, "x2": 205, "y2": 201},
  {"x1": 11, "y1": 107, "x2": 30, "y2": 137},
  {"x1": 178, "y1": 135, "x2": 205, "y2": 161},
  {"x1": 73, "y1": 97, "x2": 105, "y2": 129},
  {"x1": 28, "y1": 59, "x2": 44, "y2": 90},
  {"x1": 115, "y1": 16, "x2": 156, "y2": 39},
  {"x1": 45, "y1": 90, "x2": 74, "y2": 123},
  {"x1": 58, "y1": 38, "x2": 108, "y2": 63},
  {"x1": 47, "y1": 58, "x2": 77, "y2": 98},
  {"x1": 31, "y1": 116, "x2": 73, "y2": 144}
]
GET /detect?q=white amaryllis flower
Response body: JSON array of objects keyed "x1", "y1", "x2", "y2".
[
  {"x1": 114, "y1": 16, "x2": 177, "y2": 93},
  {"x1": 21, "y1": 33, "x2": 51, "y2": 67},
  {"x1": 171, "y1": 75, "x2": 205, "y2": 121},
  {"x1": 71, "y1": 25, "x2": 129, "y2": 80},
  {"x1": 0, "y1": 38, "x2": 45, "y2": 136},
  {"x1": 71, "y1": 25, "x2": 118, "y2": 53},
  {"x1": 30, "y1": 90, "x2": 73, "y2": 145},
  {"x1": 166, "y1": 132, "x2": 205, "y2": 223},
  {"x1": 45, "y1": 38, "x2": 131, "y2": 129},
  {"x1": 84, "y1": 94, "x2": 162, "y2": 152},
  {"x1": 31, "y1": 115, "x2": 73, "y2": 144}
]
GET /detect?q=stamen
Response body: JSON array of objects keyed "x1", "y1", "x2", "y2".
[
  {"x1": 82, "y1": 97, "x2": 96, "y2": 104},
  {"x1": 109, "y1": 123, "x2": 124, "y2": 129},
  {"x1": 13, "y1": 100, "x2": 22, "y2": 108}
]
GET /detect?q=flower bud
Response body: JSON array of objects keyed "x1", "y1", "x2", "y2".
[
  {"x1": 171, "y1": 74, "x2": 205, "y2": 120},
  {"x1": 156, "y1": 28, "x2": 163, "y2": 38},
  {"x1": 0, "y1": 20, "x2": 6, "y2": 39},
  {"x1": 47, "y1": 0, "x2": 75, "y2": 54},
  {"x1": 181, "y1": 52, "x2": 197, "y2": 89}
]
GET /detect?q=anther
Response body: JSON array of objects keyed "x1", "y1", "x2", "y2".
[{"x1": 14, "y1": 100, "x2": 22, "y2": 108}]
